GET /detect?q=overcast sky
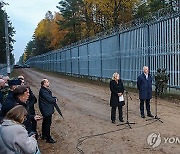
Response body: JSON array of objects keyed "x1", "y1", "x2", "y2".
[{"x1": 4, "y1": 0, "x2": 60, "y2": 63}]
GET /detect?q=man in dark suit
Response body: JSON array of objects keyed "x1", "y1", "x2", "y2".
[
  {"x1": 137, "y1": 66, "x2": 154, "y2": 118},
  {"x1": 39, "y1": 79, "x2": 57, "y2": 143}
]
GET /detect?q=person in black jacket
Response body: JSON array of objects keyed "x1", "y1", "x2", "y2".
[
  {"x1": 1, "y1": 80, "x2": 22, "y2": 116},
  {"x1": 39, "y1": 79, "x2": 57, "y2": 143},
  {"x1": 110, "y1": 72, "x2": 125, "y2": 124},
  {"x1": 18, "y1": 75, "x2": 38, "y2": 132},
  {"x1": 2, "y1": 85, "x2": 41, "y2": 134}
]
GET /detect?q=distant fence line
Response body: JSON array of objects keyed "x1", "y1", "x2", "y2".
[{"x1": 26, "y1": 12, "x2": 180, "y2": 89}]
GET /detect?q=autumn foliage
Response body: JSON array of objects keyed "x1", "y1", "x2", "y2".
[{"x1": 20, "y1": 0, "x2": 179, "y2": 63}]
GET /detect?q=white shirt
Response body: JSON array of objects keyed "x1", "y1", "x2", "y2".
[{"x1": 144, "y1": 73, "x2": 148, "y2": 80}]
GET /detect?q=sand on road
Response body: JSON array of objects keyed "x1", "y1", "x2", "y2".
[{"x1": 14, "y1": 68, "x2": 180, "y2": 154}]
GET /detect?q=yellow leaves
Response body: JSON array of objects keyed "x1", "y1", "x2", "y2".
[
  {"x1": 50, "y1": 12, "x2": 68, "y2": 49},
  {"x1": 29, "y1": 0, "x2": 140, "y2": 56},
  {"x1": 34, "y1": 12, "x2": 68, "y2": 50},
  {"x1": 34, "y1": 19, "x2": 51, "y2": 38},
  {"x1": 84, "y1": 0, "x2": 139, "y2": 27},
  {"x1": 23, "y1": 50, "x2": 28, "y2": 62}
]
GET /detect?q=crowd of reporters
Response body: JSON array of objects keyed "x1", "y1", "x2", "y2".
[{"x1": 0, "y1": 75, "x2": 57, "y2": 154}]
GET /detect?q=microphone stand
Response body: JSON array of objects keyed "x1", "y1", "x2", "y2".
[
  {"x1": 146, "y1": 86, "x2": 163, "y2": 123},
  {"x1": 118, "y1": 90, "x2": 135, "y2": 129}
]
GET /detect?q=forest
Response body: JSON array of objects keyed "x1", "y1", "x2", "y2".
[{"x1": 15, "y1": 0, "x2": 179, "y2": 64}]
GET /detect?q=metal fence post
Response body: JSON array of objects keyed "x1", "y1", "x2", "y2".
[
  {"x1": 100, "y1": 38, "x2": 103, "y2": 79},
  {"x1": 147, "y1": 24, "x2": 151, "y2": 70},
  {"x1": 78, "y1": 45, "x2": 80, "y2": 76},
  {"x1": 118, "y1": 33, "x2": 121, "y2": 76},
  {"x1": 87, "y1": 43, "x2": 89, "y2": 76}
]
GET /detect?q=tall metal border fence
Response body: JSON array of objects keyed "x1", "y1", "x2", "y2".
[{"x1": 26, "y1": 12, "x2": 180, "y2": 89}]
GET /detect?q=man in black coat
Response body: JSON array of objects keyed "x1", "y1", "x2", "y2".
[
  {"x1": 137, "y1": 66, "x2": 154, "y2": 118},
  {"x1": 39, "y1": 79, "x2": 57, "y2": 143},
  {"x1": 110, "y1": 72, "x2": 125, "y2": 124}
]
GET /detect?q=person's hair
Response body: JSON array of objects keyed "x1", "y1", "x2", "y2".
[
  {"x1": 143, "y1": 66, "x2": 148, "y2": 71},
  {"x1": 13, "y1": 85, "x2": 29, "y2": 99},
  {"x1": 112, "y1": 72, "x2": 119, "y2": 80},
  {"x1": 5, "y1": 105, "x2": 27, "y2": 123},
  {"x1": 41, "y1": 79, "x2": 47, "y2": 86},
  {"x1": 18, "y1": 75, "x2": 24, "y2": 80}
]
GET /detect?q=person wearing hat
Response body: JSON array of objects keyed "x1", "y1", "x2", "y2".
[
  {"x1": 1, "y1": 80, "x2": 22, "y2": 116},
  {"x1": 6, "y1": 80, "x2": 22, "y2": 100}
]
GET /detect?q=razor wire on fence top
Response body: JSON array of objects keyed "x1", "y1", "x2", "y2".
[{"x1": 26, "y1": 10, "x2": 180, "y2": 89}]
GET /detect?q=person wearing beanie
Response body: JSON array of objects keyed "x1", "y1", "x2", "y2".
[{"x1": 1, "y1": 80, "x2": 22, "y2": 116}]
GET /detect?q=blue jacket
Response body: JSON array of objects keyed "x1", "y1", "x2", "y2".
[{"x1": 137, "y1": 73, "x2": 152, "y2": 100}]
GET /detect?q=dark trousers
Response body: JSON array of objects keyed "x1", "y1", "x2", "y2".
[
  {"x1": 111, "y1": 106, "x2": 123, "y2": 122},
  {"x1": 42, "y1": 115, "x2": 52, "y2": 140},
  {"x1": 29, "y1": 105, "x2": 37, "y2": 132},
  {"x1": 31, "y1": 118, "x2": 37, "y2": 132},
  {"x1": 140, "y1": 99, "x2": 151, "y2": 116}
]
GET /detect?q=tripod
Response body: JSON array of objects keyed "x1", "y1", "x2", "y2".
[
  {"x1": 146, "y1": 87, "x2": 163, "y2": 123},
  {"x1": 117, "y1": 90, "x2": 135, "y2": 129}
]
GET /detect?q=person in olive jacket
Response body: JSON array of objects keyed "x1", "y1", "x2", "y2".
[
  {"x1": 39, "y1": 79, "x2": 57, "y2": 143},
  {"x1": 110, "y1": 72, "x2": 125, "y2": 124}
]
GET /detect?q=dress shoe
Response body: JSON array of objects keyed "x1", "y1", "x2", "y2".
[
  {"x1": 112, "y1": 121, "x2": 115, "y2": 124},
  {"x1": 147, "y1": 113, "x2": 154, "y2": 117},
  {"x1": 40, "y1": 135, "x2": 47, "y2": 140},
  {"x1": 141, "y1": 115, "x2": 145, "y2": 118},
  {"x1": 46, "y1": 138, "x2": 57, "y2": 143},
  {"x1": 119, "y1": 119, "x2": 124, "y2": 122}
]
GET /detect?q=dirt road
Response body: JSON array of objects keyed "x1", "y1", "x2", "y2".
[{"x1": 14, "y1": 68, "x2": 180, "y2": 154}]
